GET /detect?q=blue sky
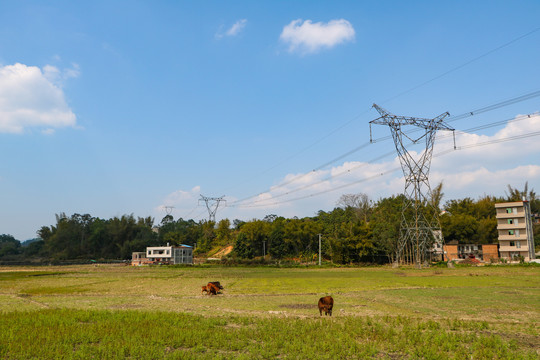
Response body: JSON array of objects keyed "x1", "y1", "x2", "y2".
[{"x1": 1, "y1": 1, "x2": 539, "y2": 240}]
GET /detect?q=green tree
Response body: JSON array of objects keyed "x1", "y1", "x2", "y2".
[
  {"x1": 0, "y1": 234, "x2": 21, "y2": 258},
  {"x1": 336, "y1": 193, "x2": 373, "y2": 223},
  {"x1": 441, "y1": 213, "x2": 479, "y2": 244},
  {"x1": 268, "y1": 219, "x2": 287, "y2": 259},
  {"x1": 233, "y1": 232, "x2": 254, "y2": 259},
  {"x1": 239, "y1": 220, "x2": 270, "y2": 257},
  {"x1": 215, "y1": 219, "x2": 233, "y2": 247},
  {"x1": 370, "y1": 195, "x2": 403, "y2": 263}
]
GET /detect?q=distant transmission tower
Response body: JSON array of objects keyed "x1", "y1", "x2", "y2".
[
  {"x1": 199, "y1": 195, "x2": 226, "y2": 223},
  {"x1": 370, "y1": 104, "x2": 455, "y2": 267}
]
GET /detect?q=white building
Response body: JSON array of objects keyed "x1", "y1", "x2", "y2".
[
  {"x1": 495, "y1": 201, "x2": 535, "y2": 262},
  {"x1": 145, "y1": 244, "x2": 193, "y2": 265}
]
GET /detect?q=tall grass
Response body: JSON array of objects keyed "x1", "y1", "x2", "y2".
[{"x1": 1, "y1": 309, "x2": 536, "y2": 359}]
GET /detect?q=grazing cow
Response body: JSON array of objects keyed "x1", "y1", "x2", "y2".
[
  {"x1": 201, "y1": 285, "x2": 209, "y2": 295},
  {"x1": 318, "y1": 296, "x2": 334, "y2": 316},
  {"x1": 209, "y1": 281, "x2": 224, "y2": 291},
  {"x1": 206, "y1": 282, "x2": 220, "y2": 295}
]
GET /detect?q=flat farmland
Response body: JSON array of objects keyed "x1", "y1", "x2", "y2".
[{"x1": 0, "y1": 264, "x2": 539, "y2": 359}]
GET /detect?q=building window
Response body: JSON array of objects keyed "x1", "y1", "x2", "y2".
[
  {"x1": 507, "y1": 219, "x2": 513, "y2": 224},
  {"x1": 516, "y1": 241, "x2": 521, "y2": 249},
  {"x1": 508, "y1": 230, "x2": 514, "y2": 235},
  {"x1": 506, "y1": 208, "x2": 512, "y2": 213},
  {"x1": 166, "y1": 250, "x2": 170, "y2": 255},
  {"x1": 510, "y1": 241, "x2": 515, "y2": 247}
]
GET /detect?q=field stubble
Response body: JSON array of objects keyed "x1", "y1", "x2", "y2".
[{"x1": 0, "y1": 264, "x2": 538, "y2": 359}]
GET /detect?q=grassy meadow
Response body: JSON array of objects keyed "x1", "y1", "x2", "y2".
[{"x1": 0, "y1": 264, "x2": 539, "y2": 359}]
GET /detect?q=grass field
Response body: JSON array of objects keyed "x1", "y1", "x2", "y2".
[{"x1": 0, "y1": 264, "x2": 539, "y2": 359}]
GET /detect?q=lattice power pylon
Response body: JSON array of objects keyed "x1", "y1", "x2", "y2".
[
  {"x1": 199, "y1": 195, "x2": 226, "y2": 223},
  {"x1": 370, "y1": 104, "x2": 454, "y2": 267}
]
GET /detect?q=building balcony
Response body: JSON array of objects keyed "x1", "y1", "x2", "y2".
[
  {"x1": 497, "y1": 223, "x2": 527, "y2": 230},
  {"x1": 498, "y1": 235, "x2": 527, "y2": 241},
  {"x1": 499, "y1": 246, "x2": 529, "y2": 253},
  {"x1": 496, "y1": 213, "x2": 525, "y2": 219}
]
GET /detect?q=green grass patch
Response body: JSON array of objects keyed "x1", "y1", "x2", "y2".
[
  {"x1": 0, "y1": 309, "x2": 537, "y2": 359},
  {"x1": 0, "y1": 264, "x2": 538, "y2": 358}
]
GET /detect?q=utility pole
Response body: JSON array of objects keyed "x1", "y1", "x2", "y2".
[
  {"x1": 318, "y1": 234, "x2": 322, "y2": 266},
  {"x1": 370, "y1": 104, "x2": 454, "y2": 267}
]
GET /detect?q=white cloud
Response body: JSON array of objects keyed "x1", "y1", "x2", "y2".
[
  {"x1": 161, "y1": 186, "x2": 201, "y2": 207},
  {"x1": 216, "y1": 19, "x2": 247, "y2": 39},
  {"x1": 226, "y1": 19, "x2": 247, "y2": 36},
  {"x1": 280, "y1": 19, "x2": 355, "y2": 54},
  {"x1": 0, "y1": 63, "x2": 78, "y2": 134}
]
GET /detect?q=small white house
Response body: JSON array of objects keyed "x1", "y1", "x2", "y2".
[{"x1": 144, "y1": 244, "x2": 193, "y2": 265}]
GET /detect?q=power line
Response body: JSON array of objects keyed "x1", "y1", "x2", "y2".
[
  {"x1": 371, "y1": 89, "x2": 540, "y2": 143},
  {"x1": 235, "y1": 170, "x2": 400, "y2": 208},
  {"x1": 230, "y1": 92, "x2": 540, "y2": 206},
  {"x1": 232, "y1": 112, "x2": 539, "y2": 207},
  {"x1": 381, "y1": 27, "x2": 540, "y2": 104},
  {"x1": 234, "y1": 119, "x2": 540, "y2": 209},
  {"x1": 456, "y1": 131, "x2": 540, "y2": 150},
  {"x1": 229, "y1": 149, "x2": 396, "y2": 207},
  {"x1": 181, "y1": 205, "x2": 199, "y2": 220},
  {"x1": 224, "y1": 27, "x2": 540, "y2": 196}
]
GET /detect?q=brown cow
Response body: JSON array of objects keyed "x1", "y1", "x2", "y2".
[
  {"x1": 201, "y1": 285, "x2": 209, "y2": 295},
  {"x1": 209, "y1": 281, "x2": 224, "y2": 291},
  {"x1": 318, "y1": 296, "x2": 333, "y2": 316},
  {"x1": 206, "y1": 282, "x2": 220, "y2": 295}
]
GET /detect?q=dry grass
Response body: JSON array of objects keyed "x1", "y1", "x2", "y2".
[{"x1": 0, "y1": 264, "x2": 538, "y2": 358}]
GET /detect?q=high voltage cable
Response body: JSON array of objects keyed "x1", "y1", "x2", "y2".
[
  {"x1": 230, "y1": 111, "x2": 536, "y2": 207},
  {"x1": 229, "y1": 149, "x2": 396, "y2": 207},
  {"x1": 224, "y1": 27, "x2": 540, "y2": 196},
  {"x1": 234, "y1": 170, "x2": 401, "y2": 208},
  {"x1": 181, "y1": 205, "x2": 199, "y2": 219},
  {"x1": 380, "y1": 26, "x2": 540, "y2": 104},
  {"x1": 457, "y1": 131, "x2": 540, "y2": 149},
  {"x1": 191, "y1": 208, "x2": 209, "y2": 222},
  {"x1": 370, "y1": 89, "x2": 540, "y2": 143},
  {"x1": 229, "y1": 141, "x2": 373, "y2": 205},
  {"x1": 451, "y1": 113, "x2": 538, "y2": 137},
  {"x1": 234, "y1": 129, "x2": 540, "y2": 208},
  {"x1": 235, "y1": 112, "x2": 539, "y2": 207},
  {"x1": 230, "y1": 92, "x2": 540, "y2": 206},
  {"x1": 221, "y1": 108, "x2": 371, "y2": 195}
]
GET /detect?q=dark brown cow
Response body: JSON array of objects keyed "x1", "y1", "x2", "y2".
[
  {"x1": 201, "y1": 285, "x2": 209, "y2": 295},
  {"x1": 206, "y1": 282, "x2": 220, "y2": 295},
  {"x1": 318, "y1": 296, "x2": 333, "y2": 316},
  {"x1": 209, "y1": 281, "x2": 224, "y2": 291}
]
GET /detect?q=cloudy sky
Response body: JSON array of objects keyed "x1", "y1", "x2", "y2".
[{"x1": 1, "y1": 1, "x2": 539, "y2": 240}]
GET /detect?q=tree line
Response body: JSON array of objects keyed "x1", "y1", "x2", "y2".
[{"x1": 1, "y1": 184, "x2": 539, "y2": 264}]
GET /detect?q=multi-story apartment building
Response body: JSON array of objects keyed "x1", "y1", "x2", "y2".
[{"x1": 495, "y1": 201, "x2": 536, "y2": 262}]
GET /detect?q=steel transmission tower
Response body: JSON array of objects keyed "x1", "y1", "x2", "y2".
[
  {"x1": 370, "y1": 104, "x2": 455, "y2": 267},
  {"x1": 199, "y1": 195, "x2": 226, "y2": 223}
]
